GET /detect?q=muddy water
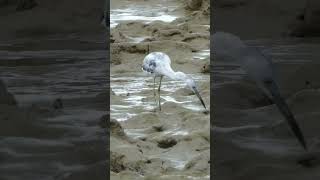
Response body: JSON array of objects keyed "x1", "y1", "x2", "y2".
[
  {"x1": 213, "y1": 38, "x2": 320, "y2": 179},
  {"x1": 0, "y1": 35, "x2": 107, "y2": 180},
  {"x1": 111, "y1": 73, "x2": 208, "y2": 121},
  {"x1": 110, "y1": 0, "x2": 179, "y2": 28}
]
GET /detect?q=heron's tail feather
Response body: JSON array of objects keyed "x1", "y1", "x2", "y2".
[{"x1": 265, "y1": 80, "x2": 307, "y2": 150}]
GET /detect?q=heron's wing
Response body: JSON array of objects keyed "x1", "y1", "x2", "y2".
[
  {"x1": 153, "y1": 52, "x2": 171, "y2": 64},
  {"x1": 265, "y1": 80, "x2": 307, "y2": 150},
  {"x1": 142, "y1": 52, "x2": 171, "y2": 74}
]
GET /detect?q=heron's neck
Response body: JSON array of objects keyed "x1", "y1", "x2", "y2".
[{"x1": 161, "y1": 67, "x2": 186, "y2": 81}]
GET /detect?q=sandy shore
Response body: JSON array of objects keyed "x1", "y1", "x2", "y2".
[{"x1": 110, "y1": 0, "x2": 210, "y2": 179}]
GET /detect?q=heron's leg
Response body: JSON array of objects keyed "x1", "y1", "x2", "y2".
[
  {"x1": 158, "y1": 76, "x2": 163, "y2": 111},
  {"x1": 153, "y1": 76, "x2": 158, "y2": 111},
  {"x1": 153, "y1": 76, "x2": 156, "y2": 100}
]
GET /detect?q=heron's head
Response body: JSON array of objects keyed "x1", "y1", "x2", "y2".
[{"x1": 175, "y1": 72, "x2": 207, "y2": 110}]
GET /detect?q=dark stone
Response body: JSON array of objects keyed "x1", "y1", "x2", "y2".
[{"x1": 108, "y1": 118, "x2": 125, "y2": 137}]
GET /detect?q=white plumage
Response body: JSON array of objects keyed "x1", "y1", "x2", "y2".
[{"x1": 142, "y1": 52, "x2": 207, "y2": 111}]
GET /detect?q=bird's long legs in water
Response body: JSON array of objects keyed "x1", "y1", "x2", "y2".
[
  {"x1": 158, "y1": 76, "x2": 163, "y2": 111},
  {"x1": 153, "y1": 76, "x2": 157, "y2": 106}
]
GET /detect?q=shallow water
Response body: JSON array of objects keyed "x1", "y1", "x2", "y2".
[
  {"x1": 110, "y1": 0, "x2": 178, "y2": 28},
  {"x1": 111, "y1": 72, "x2": 209, "y2": 121},
  {"x1": 0, "y1": 35, "x2": 107, "y2": 179}
]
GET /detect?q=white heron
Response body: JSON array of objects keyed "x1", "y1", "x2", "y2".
[
  {"x1": 142, "y1": 52, "x2": 207, "y2": 111},
  {"x1": 213, "y1": 32, "x2": 307, "y2": 150}
]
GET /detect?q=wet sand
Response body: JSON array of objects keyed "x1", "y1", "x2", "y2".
[{"x1": 110, "y1": 0, "x2": 210, "y2": 179}]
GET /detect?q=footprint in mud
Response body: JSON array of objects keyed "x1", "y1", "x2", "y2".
[
  {"x1": 157, "y1": 137, "x2": 178, "y2": 148},
  {"x1": 152, "y1": 124, "x2": 165, "y2": 132}
]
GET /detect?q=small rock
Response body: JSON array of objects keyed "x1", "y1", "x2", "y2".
[
  {"x1": 110, "y1": 118, "x2": 125, "y2": 137},
  {"x1": 201, "y1": 62, "x2": 210, "y2": 73}
]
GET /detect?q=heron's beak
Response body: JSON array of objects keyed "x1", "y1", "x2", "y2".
[
  {"x1": 264, "y1": 80, "x2": 307, "y2": 150},
  {"x1": 193, "y1": 87, "x2": 207, "y2": 110}
]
